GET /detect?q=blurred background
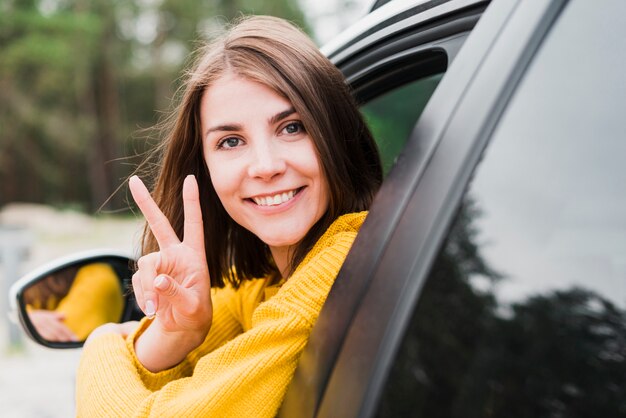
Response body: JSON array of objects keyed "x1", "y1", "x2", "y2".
[{"x1": 0, "y1": 0, "x2": 372, "y2": 415}]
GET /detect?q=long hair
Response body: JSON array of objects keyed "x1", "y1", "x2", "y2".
[{"x1": 140, "y1": 16, "x2": 382, "y2": 287}]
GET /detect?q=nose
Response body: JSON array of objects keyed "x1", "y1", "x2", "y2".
[{"x1": 247, "y1": 139, "x2": 286, "y2": 180}]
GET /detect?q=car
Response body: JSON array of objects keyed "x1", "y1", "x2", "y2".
[{"x1": 10, "y1": 0, "x2": 626, "y2": 416}]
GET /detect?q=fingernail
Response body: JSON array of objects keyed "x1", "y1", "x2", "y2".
[
  {"x1": 154, "y1": 275, "x2": 166, "y2": 289},
  {"x1": 145, "y1": 300, "x2": 156, "y2": 318}
]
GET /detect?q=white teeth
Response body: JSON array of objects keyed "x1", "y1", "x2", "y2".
[{"x1": 253, "y1": 189, "x2": 297, "y2": 206}]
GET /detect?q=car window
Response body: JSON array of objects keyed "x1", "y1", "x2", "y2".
[
  {"x1": 361, "y1": 73, "x2": 443, "y2": 174},
  {"x1": 374, "y1": 0, "x2": 626, "y2": 416}
]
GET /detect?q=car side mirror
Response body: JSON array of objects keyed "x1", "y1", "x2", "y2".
[{"x1": 9, "y1": 250, "x2": 143, "y2": 348}]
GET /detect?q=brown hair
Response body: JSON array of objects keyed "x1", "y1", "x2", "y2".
[
  {"x1": 140, "y1": 15, "x2": 382, "y2": 287},
  {"x1": 23, "y1": 265, "x2": 79, "y2": 309}
]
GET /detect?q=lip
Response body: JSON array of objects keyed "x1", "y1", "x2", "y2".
[{"x1": 245, "y1": 186, "x2": 305, "y2": 213}]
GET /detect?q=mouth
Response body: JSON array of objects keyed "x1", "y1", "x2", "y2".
[{"x1": 248, "y1": 187, "x2": 304, "y2": 207}]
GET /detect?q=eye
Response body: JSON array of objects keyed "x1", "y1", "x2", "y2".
[
  {"x1": 282, "y1": 122, "x2": 305, "y2": 135},
  {"x1": 216, "y1": 137, "x2": 244, "y2": 149}
]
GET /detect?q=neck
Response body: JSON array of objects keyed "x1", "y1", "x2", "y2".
[{"x1": 269, "y1": 245, "x2": 293, "y2": 279}]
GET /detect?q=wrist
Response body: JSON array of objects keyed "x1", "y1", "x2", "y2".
[
  {"x1": 152, "y1": 318, "x2": 209, "y2": 348},
  {"x1": 134, "y1": 319, "x2": 209, "y2": 372}
]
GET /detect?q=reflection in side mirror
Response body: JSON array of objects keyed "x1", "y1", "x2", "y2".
[{"x1": 11, "y1": 251, "x2": 142, "y2": 348}]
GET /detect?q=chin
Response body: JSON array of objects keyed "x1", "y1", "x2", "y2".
[
  {"x1": 260, "y1": 236, "x2": 302, "y2": 248},
  {"x1": 257, "y1": 229, "x2": 307, "y2": 248}
]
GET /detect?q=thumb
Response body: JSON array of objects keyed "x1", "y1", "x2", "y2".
[
  {"x1": 53, "y1": 311, "x2": 66, "y2": 320},
  {"x1": 153, "y1": 274, "x2": 186, "y2": 305}
]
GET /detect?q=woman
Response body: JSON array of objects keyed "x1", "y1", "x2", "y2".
[{"x1": 78, "y1": 15, "x2": 382, "y2": 417}]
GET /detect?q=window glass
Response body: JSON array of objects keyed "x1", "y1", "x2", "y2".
[
  {"x1": 361, "y1": 74, "x2": 443, "y2": 174},
  {"x1": 375, "y1": 1, "x2": 626, "y2": 416}
]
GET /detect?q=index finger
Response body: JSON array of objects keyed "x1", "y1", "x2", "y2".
[
  {"x1": 182, "y1": 175, "x2": 206, "y2": 251},
  {"x1": 129, "y1": 176, "x2": 180, "y2": 248}
]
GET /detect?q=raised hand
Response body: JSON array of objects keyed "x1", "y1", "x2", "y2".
[{"x1": 129, "y1": 175, "x2": 213, "y2": 371}]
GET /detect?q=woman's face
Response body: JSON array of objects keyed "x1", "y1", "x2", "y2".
[{"x1": 201, "y1": 73, "x2": 329, "y2": 258}]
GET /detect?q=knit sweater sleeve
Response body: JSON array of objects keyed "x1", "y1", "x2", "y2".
[
  {"x1": 76, "y1": 213, "x2": 365, "y2": 418},
  {"x1": 84, "y1": 283, "x2": 244, "y2": 394}
]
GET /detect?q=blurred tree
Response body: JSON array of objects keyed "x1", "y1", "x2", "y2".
[
  {"x1": 0, "y1": 3, "x2": 102, "y2": 207},
  {"x1": 0, "y1": 0, "x2": 310, "y2": 212},
  {"x1": 148, "y1": 0, "x2": 310, "y2": 112}
]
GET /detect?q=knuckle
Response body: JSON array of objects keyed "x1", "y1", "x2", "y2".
[
  {"x1": 164, "y1": 286, "x2": 177, "y2": 298},
  {"x1": 137, "y1": 252, "x2": 158, "y2": 268},
  {"x1": 136, "y1": 256, "x2": 148, "y2": 269},
  {"x1": 160, "y1": 280, "x2": 177, "y2": 297}
]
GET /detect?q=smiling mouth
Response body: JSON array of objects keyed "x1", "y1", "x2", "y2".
[{"x1": 250, "y1": 187, "x2": 303, "y2": 207}]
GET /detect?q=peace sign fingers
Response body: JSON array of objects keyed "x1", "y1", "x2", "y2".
[
  {"x1": 129, "y1": 175, "x2": 180, "y2": 249},
  {"x1": 128, "y1": 174, "x2": 213, "y2": 370},
  {"x1": 182, "y1": 175, "x2": 206, "y2": 252}
]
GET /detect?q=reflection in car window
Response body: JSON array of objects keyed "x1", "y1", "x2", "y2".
[
  {"x1": 375, "y1": 1, "x2": 626, "y2": 416},
  {"x1": 361, "y1": 74, "x2": 443, "y2": 174}
]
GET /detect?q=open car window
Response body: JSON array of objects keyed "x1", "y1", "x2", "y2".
[{"x1": 361, "y1": 73, "x2": 444, "y2": 174}]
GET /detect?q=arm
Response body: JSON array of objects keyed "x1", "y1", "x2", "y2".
[
  {"x1": 77, "y1": 304, "x2": 309, "y2": 417},
  {"x1": 84, "y1": 283, "x2": 244, "y2": 391},
  {"x1": 76, "y1": 230, "x2": 359, "y2": 418}
]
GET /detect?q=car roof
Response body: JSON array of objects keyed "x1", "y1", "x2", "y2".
[{"x1": 321, "y1": 0, "x2": 486, "y2": 61}]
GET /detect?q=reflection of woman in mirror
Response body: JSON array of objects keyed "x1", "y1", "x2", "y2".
[
  {"x1": 24, "y1": 265, "x2": 78, "y2": 341},
  {"x1": 78, "y1": 16, "x2": 382, "y2": 417},
  {"x1": 24, "y1": 263, "x2": 124, "y2": 342}
]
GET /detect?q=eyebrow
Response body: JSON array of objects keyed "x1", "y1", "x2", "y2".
[
  {"x1": 269, "y1": 107, "x2": 296, "y2": 125},
  {"x1": 205, "y1": 123, "x2": 242, "y2": 137},
  {"x1": 204, "y1": 107, "x2": 297, "y2": 139}
]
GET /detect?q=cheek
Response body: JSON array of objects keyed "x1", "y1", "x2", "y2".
[
  {"x1": 298, "y1": 141, "x2": 323, "y2": 176},
  {"x1": 297, "y1": 144, "x2": 328, "y2": 204},
  {"x1": 317, "y1": 178, "x2": 331, "y2": 215},
  {"x1": 205, "y1": 156, "x2": 238, "y2": 202},
  {"x1": 305, "y1": 157, "x2": 330, "y2": 212}
]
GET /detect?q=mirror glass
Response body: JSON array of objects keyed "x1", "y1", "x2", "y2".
[{"x1": 21, "y1": 261, "x2": 127, "y2": 344}]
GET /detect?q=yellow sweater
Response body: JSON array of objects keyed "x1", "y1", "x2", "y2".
[{"x1": 76, "y1": 212, "x2": 367, "y2": 417}]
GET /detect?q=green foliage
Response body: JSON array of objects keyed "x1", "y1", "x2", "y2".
[
  {"x1": 0, "y1": 0, "x2": 311, "y2": 212},
  {"x1": 361, "y1": 74, "x2": 443, "y2": 174}
]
